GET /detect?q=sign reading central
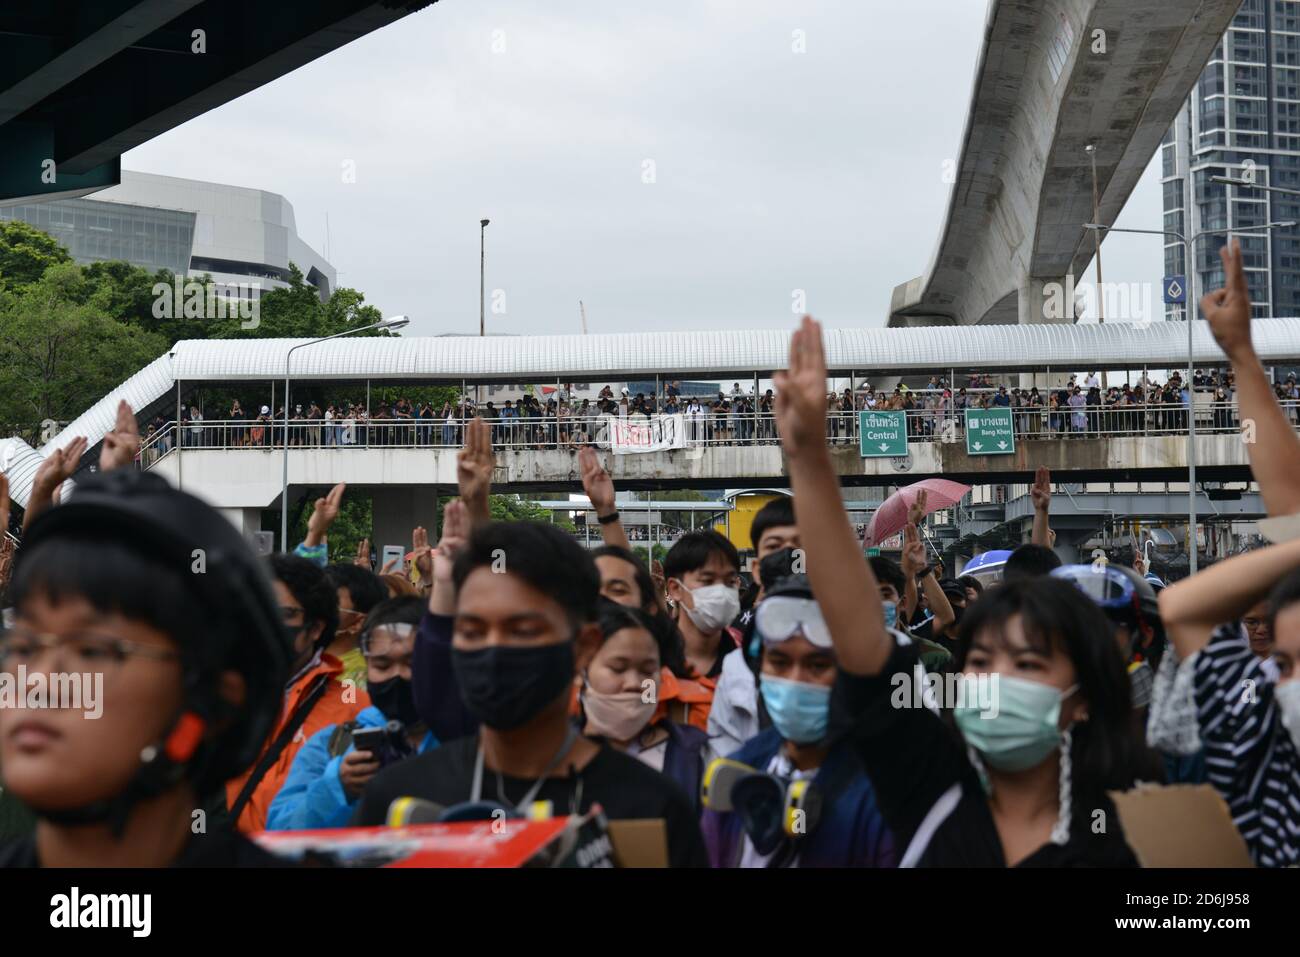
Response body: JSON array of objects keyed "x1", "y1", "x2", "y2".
[{"x1": 859, "y1": 411, "x2": 908, "y2": 458}]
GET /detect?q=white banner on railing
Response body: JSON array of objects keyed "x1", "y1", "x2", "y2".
[{"x1": 608, "y1": 414, "x2": 689, "y2": 454}]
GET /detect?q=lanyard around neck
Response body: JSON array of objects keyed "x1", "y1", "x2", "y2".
[{"x1": 470, "y1": 722, "x2": 581, "y2": 810}]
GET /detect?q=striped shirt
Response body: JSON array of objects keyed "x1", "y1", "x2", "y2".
[{"x1": 1193, "y1": 623, "x2": 1300, "y2": 867}]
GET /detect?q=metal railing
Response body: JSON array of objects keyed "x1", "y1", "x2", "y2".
[{"x1": 134, "y1": 401, "x2": 1278, "y2": 465}]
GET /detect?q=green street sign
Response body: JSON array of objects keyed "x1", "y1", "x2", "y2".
[
  {"x1": 859, "y1": 411, "x2": 908, "y2": 457},
  {"x1": 965, "y1": 407, "x2": 1015, "y2": 455}
]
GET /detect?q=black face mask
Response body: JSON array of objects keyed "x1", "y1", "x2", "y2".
[
  {"x1": 758, "y1": 547, "x2": 798, "y2": 591},
  {"x1": 367, "y1": 675, "x2": 421, "y2": 726},
  {"x1": 451, "y1": 642, "x2": 575, "y2": 730}
]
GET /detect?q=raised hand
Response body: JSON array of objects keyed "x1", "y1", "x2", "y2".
[
  {"x1": 24, "y1": 436, "x2": 88, "y2": 531},
  {"x1": 1201, "y1": 240, "x2": 1254, "y2": 362},
  {"x1": 457, "y1": 417, "x2": 494, "y2": 524},
  {"x1": 354, "y1": 537, "x2": 371, "y2": 568},
  {"x1": 434, "y1": 500, "x2": 470, "y2": 580},
  {"x1": 906, "y1": 488, "x2": 929, "y2": 528},
  {"x1": 99, "y1": 400, "x2": 140, "y2": 473},
  {"x1": 429, "y1": 500, "x2": 470, "y2": 614},
  {"x1": 579, "y1": 445, "x2": 616, "y2": 514},
  {"x1": 305, "y1": 482, "x2": 346, "y2": 548},
  {"x1": 412, "y1": 525, "x2": 433, "y2": 581},
  {"x1": 1030, "y1": 466, "x2": 1051, "y2": 512},
  {"x1": 901, "y1": 522, "x2": 926, "y2": 578},
  {"x1": 773, "y1": 315, "x2": 831, "y2": 460}
]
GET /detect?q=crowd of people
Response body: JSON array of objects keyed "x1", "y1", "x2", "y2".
[
  {"x1": 131, "y1": 364, "x2": 1293, "y2": 463},
  {"x1": 0, "y1": 241, "x2": 1297, "y2": 870}
]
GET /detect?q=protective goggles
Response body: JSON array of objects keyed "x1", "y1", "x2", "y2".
[
  {"x1": 360, "y1": 621, "x2": 417, "y2": 655},
  {"x1": 755, "y1": 596, "x2": 832, "y2": 649}
]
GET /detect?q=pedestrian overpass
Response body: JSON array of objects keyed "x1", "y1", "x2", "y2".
[{"x1": 5, "y1": 318, "x2": 1299, "y2": 546}]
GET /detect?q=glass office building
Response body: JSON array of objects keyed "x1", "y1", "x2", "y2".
[
  {"x1": 1162, "y1": 0, "x2": 1300, "y2": 320},
  {"x1": 0, "y1": 170, "x2": 334, "y2": 302},
  {"x1": 0, "y1": 196, "x2": 195, "y2": 275}
]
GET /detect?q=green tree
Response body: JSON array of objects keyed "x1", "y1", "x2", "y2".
[
  {"x1": 216, "y1": 264, "x2": 391, "y2": 341},
  {"x1": 0, "y1": 220, "x2": 72, "y2": 292},
  {"x1": 289, "y1": 490, "x2": 374, "y2": 562},
  {"x1": 0, "y1": 263, "x2": 166, "y2": 434},
  {"x1": 489, "y1": 494, "x2": 575, "y2": 530}
]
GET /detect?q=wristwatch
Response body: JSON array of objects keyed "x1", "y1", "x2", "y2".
[{"x1": 597, "y1": 511, "x2": 620, "y2": 525}]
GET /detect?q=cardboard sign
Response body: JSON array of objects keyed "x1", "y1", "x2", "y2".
[{"x1": 1108, "y1": 784, "x2": 1254, "y2": 868}]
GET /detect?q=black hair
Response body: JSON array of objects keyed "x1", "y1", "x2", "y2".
[
  {"x1": 589, "y1": 547, "x2": 689, "y2": 676},
  {"x1": 663, "y1": 529, "x2": 739, "y2": 582},
  {"x1": 11, "y1": 536, "x2": 203, "y2": 654},
  {"x1": 1266, "y1": 567, "x2": 1300, "y2": 629},
  {"x1": 269, "y1": 554, "x2": 338, "y2": 650},
  {"x1": 451, "y1": 520, "x2": 601, "y2": 625},
  {"x1": 1003, "y1": 544, "x2": 1063, "y2": 582},
  {"x1": 360, "y1": 596, "x2": 425, "y2": 653},
  {"x1": 953, "y1": 578, "x2": 1142, "y2": 838},
  {"x1": 868, "y1": 555, "x2": 906, "y2": 596},
  {"x1": 957, "y1": 574, "x2": 983, "y2": 595},
  {"x1": 325, "y1": 563, "x2": 388, "y2": 615},
  {"x1": 594, "y1": 599, "x2": 678, "y2": 673},
  {"x1": 592, "y1": 545, "x2": 658, "y2": 613},
  {"x1": 363, "y1": 595, "x2": 425, "y2": 630},
  {"x1": 750, "y1": 497, "x2": 795, "y2": 551}
]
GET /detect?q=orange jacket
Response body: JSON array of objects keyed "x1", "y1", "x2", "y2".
[
  {"x1": 569, "y1": 666, "x2": 723, "y2": 734},
  {"x1": 226, "y1": 652, "x2": 370, "y2": 833},
  {"x1": 651, "y1": 669, "x2": 716, "y2": 732}
]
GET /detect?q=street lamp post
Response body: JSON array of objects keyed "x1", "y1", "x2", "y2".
[
  {"x1": 478, "y1": 219, "x2": 490, "y2": 407},
  {"x1": 479, "y1": 218, "x2": 490, "y2": 337},
  {"x1": 1083, "y1": 221, "x2": 1295, "y2": 574},
  {"x1": 280, "y1": 316, "x2": 410, "y2": 551}
]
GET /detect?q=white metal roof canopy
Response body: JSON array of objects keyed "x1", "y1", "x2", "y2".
[{"x1": 166, "y1": 319, "x2": 1300, "y2": 383}]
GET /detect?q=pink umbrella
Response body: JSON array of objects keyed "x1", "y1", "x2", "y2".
[{"x1": 865, "y1": 478, "x2": 972, "y2": 548}]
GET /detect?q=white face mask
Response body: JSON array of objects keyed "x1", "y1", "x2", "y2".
[
  {"x1": 674, "y1": 581, "x2": 740, "y2": 634},
  {"x1": 1277, "y1": 680, "x2": 1300, "y2": 753}
]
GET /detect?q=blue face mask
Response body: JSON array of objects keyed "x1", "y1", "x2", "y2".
[
  {"x1": 760, "y1": 674, "x2": 831, "y2": 745},
  {"x1": 953, "y1": 675, "x2": 1077, "y2": 772},
  {"x1": 882, "y1": 600, "x2": 897, "y2": 631}
]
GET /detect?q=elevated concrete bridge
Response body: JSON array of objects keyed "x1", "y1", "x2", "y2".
[{"x1": 889, "y1": 0, "x2": 1242, "y2": 327}]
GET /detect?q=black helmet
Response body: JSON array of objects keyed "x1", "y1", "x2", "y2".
[{"x1": 14, "y1": 469, "x2": 291, "y2": 826}]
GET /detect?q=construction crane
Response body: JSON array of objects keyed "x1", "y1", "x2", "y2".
[{"x1": 579, "y1": 300, "x2": 588, "y2": 335}]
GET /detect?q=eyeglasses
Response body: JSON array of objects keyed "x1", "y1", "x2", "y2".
[
  {"x1": 1242, "y1": 617, "x2": 1270, "y2": 633},
  {"x1": 0, "y1": 628, "x2": 181, "y2": 671}
]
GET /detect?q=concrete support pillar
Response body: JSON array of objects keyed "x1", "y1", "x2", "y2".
[
  {"x1": 1019, "y1": 275, "x2": 1075, "y2": 391},
  {"x1": 1019, "y1": 275, "x2": 1076, "y2": 326},
  {"x1": 371, "y1": 487, "x2": 430, "y2": 558},
  {"x1": 217, "y1": 507, "x2": 262, "y2": 536}
]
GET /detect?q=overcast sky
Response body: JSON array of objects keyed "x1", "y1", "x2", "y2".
[{"x1": 122, "y1": 0, "x2": 1164, "y2": 337}]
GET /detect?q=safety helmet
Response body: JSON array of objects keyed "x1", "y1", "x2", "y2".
[
  {"x1": 13, "y1": 470, "x2": 291, "y2": 828},
  {"x1": 1050, "y1": 563, "x2": 1164, "y2": 659}
]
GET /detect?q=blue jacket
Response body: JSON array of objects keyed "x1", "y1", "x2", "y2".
[
  {"x1": 265, "y1": 706, "x2": 437, "y2": 831},
  {"x1": 700, "y1": 729, "x2": 896, "y2": 868}
]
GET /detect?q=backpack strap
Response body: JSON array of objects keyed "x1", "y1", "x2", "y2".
[{"x1": 229, "y1": 672, "x2": 331, "y2": 823}]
